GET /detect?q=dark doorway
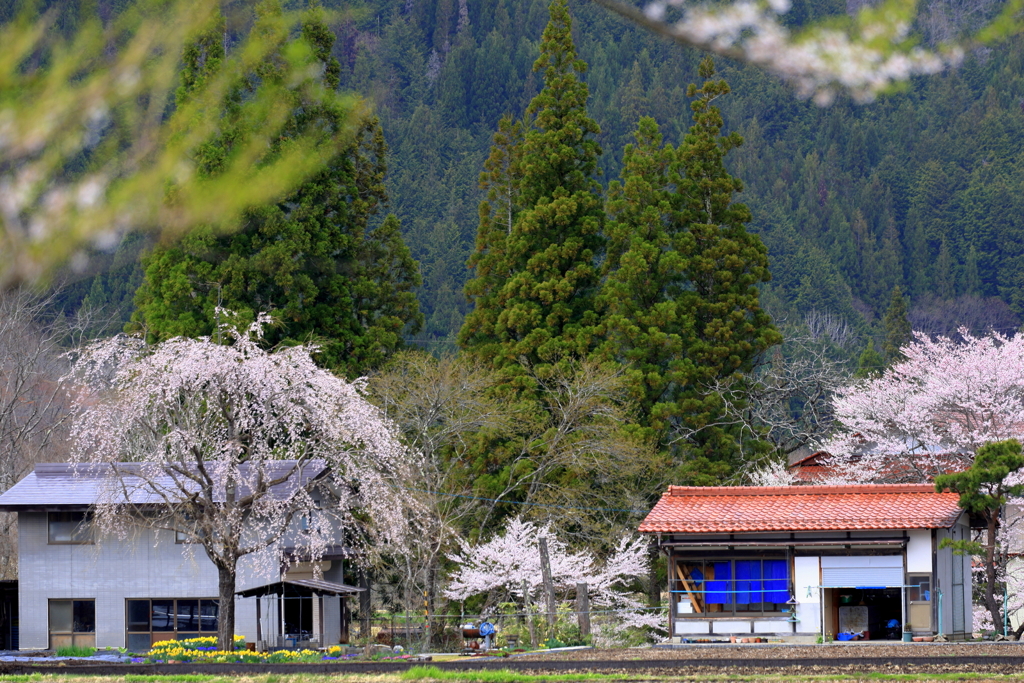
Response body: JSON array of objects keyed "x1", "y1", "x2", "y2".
[
  {"x1": 0, "y1": 581, "x2": 16, "y2": 650},
  {"x1": 834, "y1": 588, "x2": 903, "y2": 640},
  {"x1": 283, "y1": 596, "x2": 313, "y2": 638}
]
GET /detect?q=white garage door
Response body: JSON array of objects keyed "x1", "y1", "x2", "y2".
[{"x1": 820, "y1": 555, "x2": 904, "y2": 587}]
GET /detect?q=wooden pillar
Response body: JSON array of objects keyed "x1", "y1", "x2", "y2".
[
  {"x1": 359, "y1": 570, "x2": 372, "y2": 639},
  {"x1": 256, "y1": 597, "x2": 263, "y2": 649},
  {"x1": 575, "y1": 583, "x2": 590, "y2": 638},
  {"x1": 340, "y1": 597, "x2": 349, "y2": 644},
  {"x1": 539, "y1": 537, "x2": 556, "y2": 628},
  {"x1": 667, "y1": 552, "x2": 674, "y2": 640},
  {"x1": 312, "y1": 595, "x2": 322, "y2": 644}
]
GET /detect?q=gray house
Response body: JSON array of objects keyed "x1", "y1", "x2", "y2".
[
  {"x1": 640, "y1": 483, "x2": 974, "y2": 641},
  {"x1": 0, "y1": 463, "x2": 360, "y2": 651}
]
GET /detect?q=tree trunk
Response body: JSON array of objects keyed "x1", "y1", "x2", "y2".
[
  {"x1": 648, "y1": 543, "x2": 660, "y2": 608},
  {"x1": 217, "y1": 564, "x2": 238, "y2": 652},
  {"x1": 985, "y1": 514, "x2": 1002, "y2": 636},
  {"x1": 359, "y1": 569, "x2": 372, "y2": 639}
]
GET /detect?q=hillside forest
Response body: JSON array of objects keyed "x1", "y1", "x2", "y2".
[
  {"x1": 53, "y1": 0, "x2": 1024, "y2": 351},
  {"x1": 5, "y1": 0, "x2": 1024, "y2": 629}
]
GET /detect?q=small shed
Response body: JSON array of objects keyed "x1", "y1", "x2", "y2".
[{"x1": 639, "y1": 484, "x2": 973, "y2": 641}]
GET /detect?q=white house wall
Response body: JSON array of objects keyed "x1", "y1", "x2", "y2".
[
  {"x1": 793, "y1": 556, "x2": 820, "y2": 634},
  {"x1": 17, "y1": 511, "x2": 274, "y2": 650}
]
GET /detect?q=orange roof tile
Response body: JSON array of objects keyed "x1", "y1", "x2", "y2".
[{"x1": 638, "y1": 484, "x2": 963, "y2": 534}]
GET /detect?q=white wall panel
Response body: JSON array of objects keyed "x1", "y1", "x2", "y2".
[{"x1": 907, "y1": 530, "x2": 932, "y2": 573}]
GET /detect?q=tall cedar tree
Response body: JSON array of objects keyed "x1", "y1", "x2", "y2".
[
  {"x1": 672, "y1": 59, "x2": 780, "y2": 471},
  {"x1": 599, "y1": 60, "x2": 779, "y2": 480},
  {"x1": 131, "y1": 2, "x2": 422, "y2": 378},
  {"x1": 598, "y1": 117, "x2": 685, "y2": 447},
  {"x1": 459, "y1": 0, "x2": 604, "y2": 385}
]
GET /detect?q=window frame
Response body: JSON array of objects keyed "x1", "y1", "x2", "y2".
[
  {"x1": 125, "y1": 598, "x2": 220, "y2": 649},
  {"x1": 48, "y1": 599, "x2": 96, "y2": 649},
  {"x1": 907, "y1": 573, "x2": 932, "y2": 602},
  {"x1": 672, "y1": 557, "x2": 792, "y2": 617},
  {"x1": 47, "y1": 511, "x2": 93, "y2": 545}
]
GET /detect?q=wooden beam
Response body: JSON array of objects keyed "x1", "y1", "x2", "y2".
[{"x1": 675, "y1": 563, "x2": 703, "y2": 613}]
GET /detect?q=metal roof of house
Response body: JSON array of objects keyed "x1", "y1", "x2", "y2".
[
  {"x1": 639, "y1": 484, "x2": 964, "y2": 534},
  {"x1": 235, "y1": 578, "x2": 362, "y2": 598},
  {"x1": 0, "y1": 461, "x2": 328, "y2": 510}
]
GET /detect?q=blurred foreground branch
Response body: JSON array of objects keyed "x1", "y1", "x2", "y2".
[
  {"x1": 590, "y1": 0, "x2": 1022, "y2": 103},
  {"x1": 0, "y1": 0, "x2": 362, "y2": 287}
]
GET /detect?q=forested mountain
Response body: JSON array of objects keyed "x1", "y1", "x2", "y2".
[
  {"x1": 55, "y1": 0, "x2": 1024, "y2": 348},
  {"x1": 328, "y1": 0, "x2": 1024, "y2": 347}
]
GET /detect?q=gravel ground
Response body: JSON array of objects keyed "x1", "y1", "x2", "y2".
[
  {"x1": 500, "y1": 642, "x2": 1024, "y2": 676},
  {"x1": 514, "y1": 642, "x2": 1024, "y2": 661},
  {"x1": 0, "y1": 651, "x2": 132, "y2": 663}
]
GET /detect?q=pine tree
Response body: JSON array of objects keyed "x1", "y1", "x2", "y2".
[
  {"x1": 131, "y1": 3, "x2": 422, "y2": 377},
  {"x1": 459, "y1": 0, "x2": 604, "y2": 385},
  {"x1": 883, "y1": 285, "x2": 912, "y2": 364}
]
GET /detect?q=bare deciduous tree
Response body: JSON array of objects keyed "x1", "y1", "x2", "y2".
[
  {"x1": 0, "y1": 289, "x2": 96, "y2": 579},
  {"x1": 366, "y1": 351, "x2": 515, "y2": 625},
  {"x1": 366, "y1": 353, "x2": 655, "y2": 636},
  {"x1": 674, "y1": 336, "x2": 852, "y2": 481}
]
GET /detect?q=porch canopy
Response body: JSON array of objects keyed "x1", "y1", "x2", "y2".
[{"x1": 235, "y1": 578, "x2": 362, "y2": 598}]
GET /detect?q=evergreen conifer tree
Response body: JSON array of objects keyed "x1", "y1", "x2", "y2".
[
  {"x1": 882, "y1": 285, "x2": 912, "y2": 364},
  {"x1": 598, "y1": 117, "x2": 686, "y2": 445},
  {"x1": 131, "y1": 2, "x2": 422, "y2": 377},
  {"x1": 459, "y1": 0, "x2": 604, "y2": 385},
  {"x1": 668, "y1": 57, "x2": 781, "y2": 468},
  {"x1": 599, "y1": 60, "x2": 779, "y2": 480},
  {"x1": 855, "y1": 339, "x2": 885, "y2": 378}
]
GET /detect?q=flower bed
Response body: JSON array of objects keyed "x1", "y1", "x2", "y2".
[{"x1": 140, "y1": 637, "x2": 418, "y2": 663}]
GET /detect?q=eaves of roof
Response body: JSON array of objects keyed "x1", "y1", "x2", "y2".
[{"x1": 639, "y1": 483, "x2": 964, "y2": 534}]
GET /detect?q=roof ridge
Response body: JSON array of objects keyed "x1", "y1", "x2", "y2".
[{"x1": 666, "y1": 484, "x2": 942, "y2": 496}]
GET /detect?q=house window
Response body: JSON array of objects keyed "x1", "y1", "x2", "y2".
[
  {"x1": 673, "y1": 558, "x2": 790, "y2": 616},
  {"x1": 49, "y1": 599, "x2": 95, "y2": 649},
  {"x1": 47, "y1": 512, "x2": 92, "y2": 544},
  {"x1": 126, "y1": 598, "x2": 218, "y2": 651},
  {"x1": 907, "y1": 574, "x2": 931, "y2": 602}
]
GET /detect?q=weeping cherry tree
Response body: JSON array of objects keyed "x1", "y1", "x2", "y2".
[{"x1": 64, "y1": 312, "x2": 414, "y2": 650}]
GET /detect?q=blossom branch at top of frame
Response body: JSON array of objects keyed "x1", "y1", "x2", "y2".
[{"x1": 593, "y1": 0, "x2": 992, "y2": 104}]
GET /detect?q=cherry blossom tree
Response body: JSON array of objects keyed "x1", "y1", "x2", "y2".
[
  {"x1": 591, "y1": 0, "x2": 1010, "y2": 105},
  {"x1": 823, "y1": 330, "x2": 1024, "y2": 483},
  {"x1": 444, "y1": 517, "x2": 662, "y2": 642},
  {"x1": 64, "y1": 312, "x2": 413, "y2": 650}
]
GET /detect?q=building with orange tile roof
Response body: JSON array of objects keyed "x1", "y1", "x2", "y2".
[{"x1": 640, "y1": 484, "x2": 973, "y2": 643}]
